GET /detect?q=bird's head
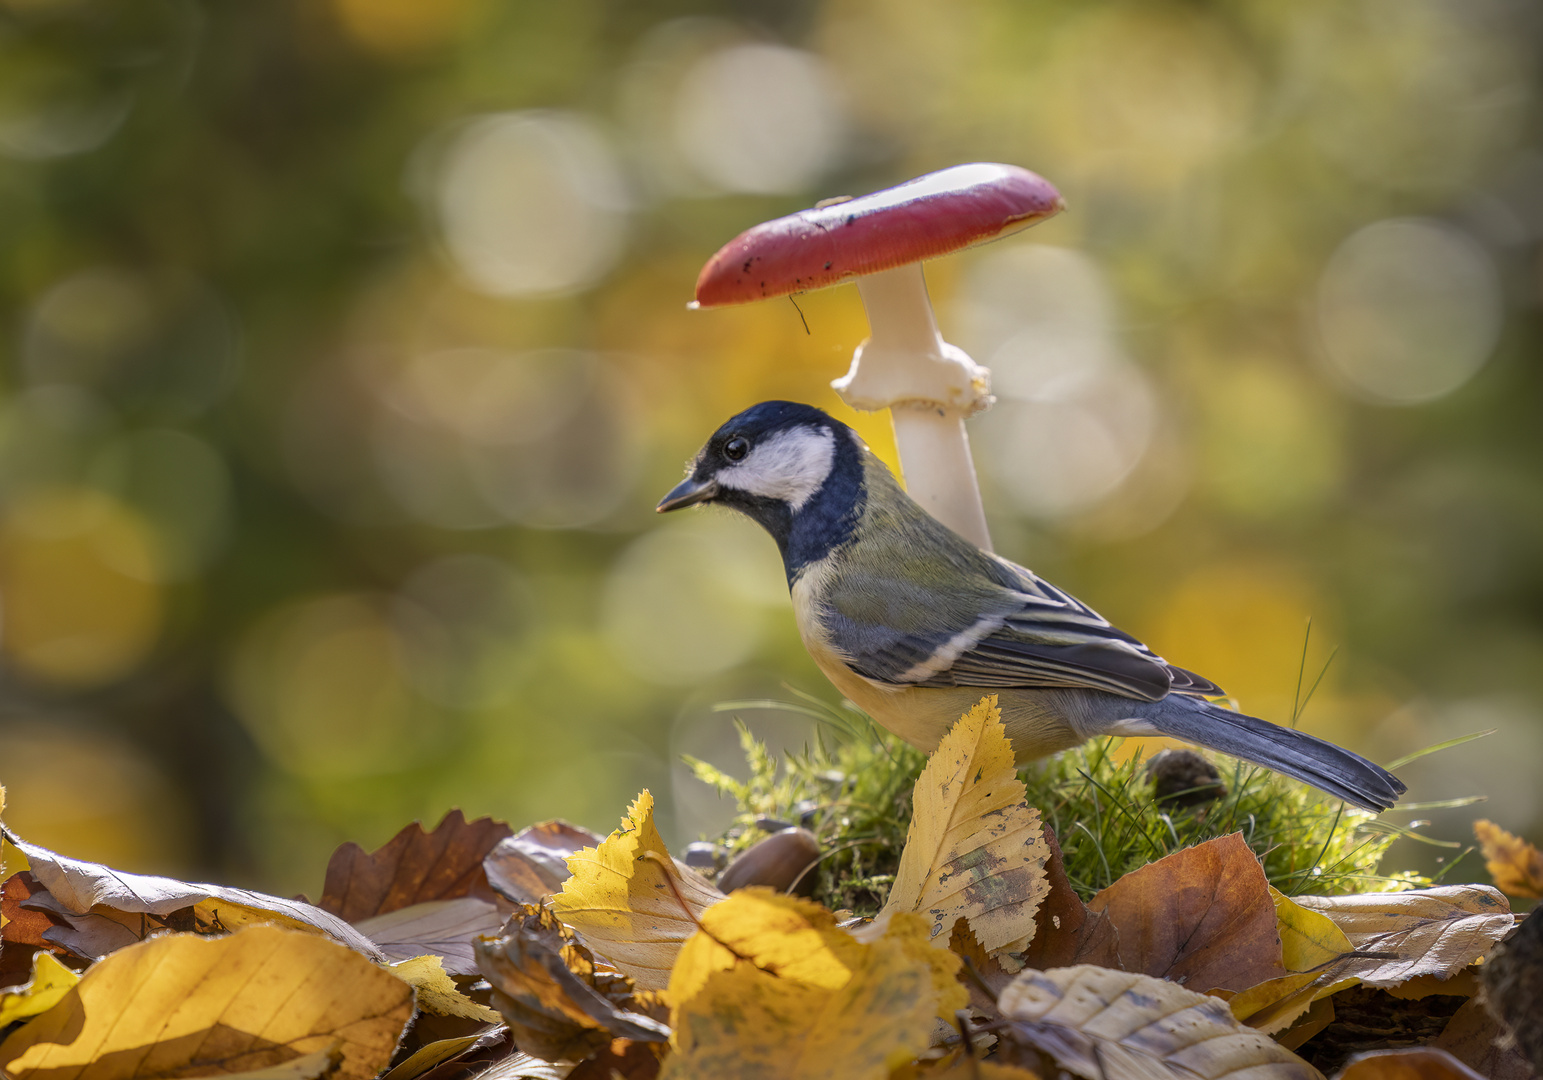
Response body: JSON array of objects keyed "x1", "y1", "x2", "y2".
[{"x1": 657, "y1": 401, "x2": 863, "y2": 570}]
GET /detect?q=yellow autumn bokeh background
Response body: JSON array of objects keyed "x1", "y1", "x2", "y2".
[{"x1": 0, "y1": 0, "x2": 1539, "y2": 894}]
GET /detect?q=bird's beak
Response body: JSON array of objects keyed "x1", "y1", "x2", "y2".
[{"x1": 657, "y1": 476, "x2": 719, "y2": 512}]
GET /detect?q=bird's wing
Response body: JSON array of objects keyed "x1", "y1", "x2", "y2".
[{"x1": 815, "y1": 551, "x2": 1222, "y2": 702}]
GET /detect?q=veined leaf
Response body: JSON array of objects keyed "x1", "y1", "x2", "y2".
[
  {"x1": 880, "y1": 697, "x2": 1049, "y2": 956},
  {"x1": 550, "y1": 791, "x2": 725, "y2": 991},
  {"x1": 387, "y1": 954, "x2": 502, "y2": 1022},
  {"x1": 0, "y1": 924, "x2": 413, "y2": 1080}
]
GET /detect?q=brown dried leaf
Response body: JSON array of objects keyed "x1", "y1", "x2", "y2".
[
  {"x1": 1337, "y1": 1047, "x2": 1492, "y2": 1080},
  {"x1": 379, "y1": 1027, "x2": 508, "y2": 1080},
  {"x1": 485, "y1": 822, "x2": 603, "y2": 906},
  {"x1": 477, "y1": 904, "x2": 670, "y2": 1064},
  {"x1": 1018, "y1": 825, "x2": 1119, "y2": 970},
  {"x1": 1434, "y1": 997, "x2": 1537, "y2": 1080},
  {"x1": 1295, "y1": 885, "x2": 1514, "y2": 986},
  {"x1": 1474, "y1": 820, "x2": 1543, "y2": 900},
  {"x1": 997, "y1": 964, "x2": 1322, "y2": 1080},
  {"x1": 1, "y1": 871, "x2": 72, "y2": 987},
  {"x1": 12, "y1": 833, "x2": 384, "y2": 961},
  {"x1": 320, "y1": 810, "x2": 513, "y2": 922},
  {"x1": 357, "y1": 896, "x2": 504, "y2": 974},
  {"x1": 1087, "y1": 832, "x2": 1286, "y2": 993},
  {"x1": 0, "y1": 924, "x2": 414, "y2": 1080}
]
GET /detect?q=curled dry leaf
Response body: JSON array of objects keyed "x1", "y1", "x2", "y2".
[
  {"x1": 880, "y1": 696, "x2": 1049, "y2": 956},
  {"x1": 0, "y1": 924, "x2": 414, "y2": 1080},
  {"x1": 357, "y1": 895, "x2": 504, "y2": 974},
  {"x1": 10, "y1": 833, "x2": 384, "y2": 962},
  {"x1": 1335, "y1": 1047, "x2": 1489, "y2": 1080},
  {"x1": 1295, "y1": 885, "x2": 1513, "y2": 987},
  {"x1": 0, "y1": 871, "x2": 73, "y2": 987},
  {"x1": 485, "y1": 821, "x2": 603, "y2": 906},
  {"x1": 1018, "y1": 824, "x2": 1118, "y2": 970},
  {"x1": 996, "y1": 964, "x2": 1324, "y2": 1080},
  {"x1": 550, "y1": 791, "x2": 725, "y2": 991},
  {"x1": 1473, "y1": 820, "x2": 1543, "y2": 900},
  {"x1": 1087, "y1": 832, "x2": 1287, "y2": 993},
  {"x1": 379, "y1": 1027, "x2": 508, "y2": 1080},
  {"x1": 477, "y1": 903, "x2": 670, "y2": 1064},
  {"x1": 320, "y1": 810, "x2": 513, "y2": 923},
  {"x1": 665, "y1": 910, "x2": 949, "y2": 1080}
]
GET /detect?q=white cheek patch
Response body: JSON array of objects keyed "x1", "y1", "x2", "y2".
[{"x1": 716, "y1": 426, "x2": 836, "y2": 511}]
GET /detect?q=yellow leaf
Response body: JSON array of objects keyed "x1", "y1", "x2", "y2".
[
  {"x1": 1473, "y1": 819, "x2": 1543, "y2": 899},
  {"x1": 892, "y1": 1058, "x2": 1040, "y2": 1080},
  {"x1": 0, "y1": 924, "x2": 415, "y2": 1080},
  {"x1": 219, "y1": 1045, "x2": 345, "y2": 1080},
  {"x1": 551, "y1": 790, "x2": 725, "y2": 992},
  {"x1": 880, "y1": 697, "x2": 1049, "y2": 955},
  {"x1": 1271, "y1": 886, "x2": 1353, "y2": 971},
  {"x1": 379, "y1": 1032, "x2": 500, "y2": 1080},
  {"x1": 998, "y1": 965, "x2": 1323, "y2": 1079},
  {"x1": 666, "y1": 913, "x2": 944, "y2": 1080},
  {"x1": 0, "y1": 952, "x2": 79, "y2": 1027},
  {"x1": 389, "y1": 954, "x2": 502, "y2": 1022}
]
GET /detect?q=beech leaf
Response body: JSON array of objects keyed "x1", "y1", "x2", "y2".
[
  {"x1": 879, "y1": 696, "x2": 1049, "y2": 955},
  {"x1": 319, "y1": 810, "x2": 512, "y2": 922},
  {"x1": 1472, "y1": 819, "x2": 1543, "y2": 900},
  {"x1": 10, "y1": 833, "x2": 384, "y2": 961},
  {"x1": 550, "y1": 791, "x2": 725, "y2": 991},
  {"x1": 1294, "y1": 885, "x2": 1513, "y2": 986},
  {"x1": 996, "y1": 964, "x2": 1323, "y2": 1080},
  {"x1": 1088, "y1": 832, "x2": 1286, "y2": 993},
  {"x1": 0, "y1": 924, "x2": 414, "y2": 1080}
]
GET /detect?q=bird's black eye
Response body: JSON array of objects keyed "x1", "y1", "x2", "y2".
[{"x1": 724, "y1": 436, "x2": 750, "y2": 461}]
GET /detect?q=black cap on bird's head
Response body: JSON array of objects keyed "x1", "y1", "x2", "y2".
[
  {"x1": 656, "y1": 401, "x2": 843, "y2": 513},
  {"x1": 657, "y1": 401, "x2": 865, "y2": 573}
]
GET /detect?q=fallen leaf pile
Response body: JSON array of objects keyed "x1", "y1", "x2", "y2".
[{"x1": 0, "y1": 699, "x2": 1535, "y2": 1080}]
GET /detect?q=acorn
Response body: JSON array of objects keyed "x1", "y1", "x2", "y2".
[{"x1": 717, "y1": 828, "x2": 821, "y2": 897}]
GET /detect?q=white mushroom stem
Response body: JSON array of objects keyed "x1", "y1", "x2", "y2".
[{"x1": 832, "y1": 263, "x2": 994, "y2": 551}]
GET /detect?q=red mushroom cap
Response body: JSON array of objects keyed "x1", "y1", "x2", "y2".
[{"x1": 693, "y1": 163, "x2": 1064, "y2": 308}]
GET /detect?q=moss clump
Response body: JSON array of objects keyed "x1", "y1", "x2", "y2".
[{"x1": 689, "y1": 698, "x2": 1432, "y2": 916}]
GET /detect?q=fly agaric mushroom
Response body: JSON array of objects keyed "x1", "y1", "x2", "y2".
[{"x1": 693, "y1": 162, "x2": 1064, "y2": 550}]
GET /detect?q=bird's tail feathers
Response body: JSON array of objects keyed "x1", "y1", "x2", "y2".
[{"x1": 1145, "y1": 698, "x2": 1406, "y2": 812}]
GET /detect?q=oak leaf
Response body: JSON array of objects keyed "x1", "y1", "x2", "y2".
[
  {"x1": 880, "y1": 697, "x2": 1049, "y2": 956},
  {"x1": 0, "y1": 924, "x2": 414, "y2": 1080},
  {"x1": 319, "y1": 810, "x2": 512, "y2": 922},
  {"x1": 1088, "y1": 832, "x2": 1286, "y2": 993},
  {"x1": 1473, "y1": 820, "x2": 1543, "y2": 900},
  {"x1": 996, "y1": 964, "x2": 1323, "y2": 1080},
  {"x1": 664, "y1": 911, "x2": 946, "y2": 1080},
  {"x1": 550, "y1": 791, "x2": 725, "y2": 991},
  {"x1": 485, "y1": 822, "x2": 603, "y2": 906},
  {"x1": 10, "y1": 832, "x2": 384, "y2": 961}
]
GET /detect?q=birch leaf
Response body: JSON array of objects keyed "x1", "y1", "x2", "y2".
[
  {"x1": 551, "y1": 791, "x2": 725, "y2": 991},
  {"x1": 880, "y1": 696, "x2": 1049, "y2": 954},
  {"x1": 388, "y1": 954, "x2": 502, "y2": 1022}
]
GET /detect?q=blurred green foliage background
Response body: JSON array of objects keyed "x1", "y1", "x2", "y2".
[{"x1": 0, "y1": 0, "x2": 1539, "y2": 896}]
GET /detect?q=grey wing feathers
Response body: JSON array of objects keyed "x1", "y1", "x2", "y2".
[{"x1": 821, "y1": 550, "x2": 1224, "y2": 703}]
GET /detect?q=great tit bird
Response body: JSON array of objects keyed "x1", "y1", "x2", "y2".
[{"x1": 658, "y1": 400, "x2": 1405, "y2": 813}]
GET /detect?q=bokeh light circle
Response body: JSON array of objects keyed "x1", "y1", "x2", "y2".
[
  {"x1": 433, "y1": 111, "x2": 631, "y2": 297},
  {"x1": 672, "y1": 43, "x2": 847, "y2": 195},
  {"x1": 1316, "y1": 218, "x2": 1502, "y2": 405}
]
